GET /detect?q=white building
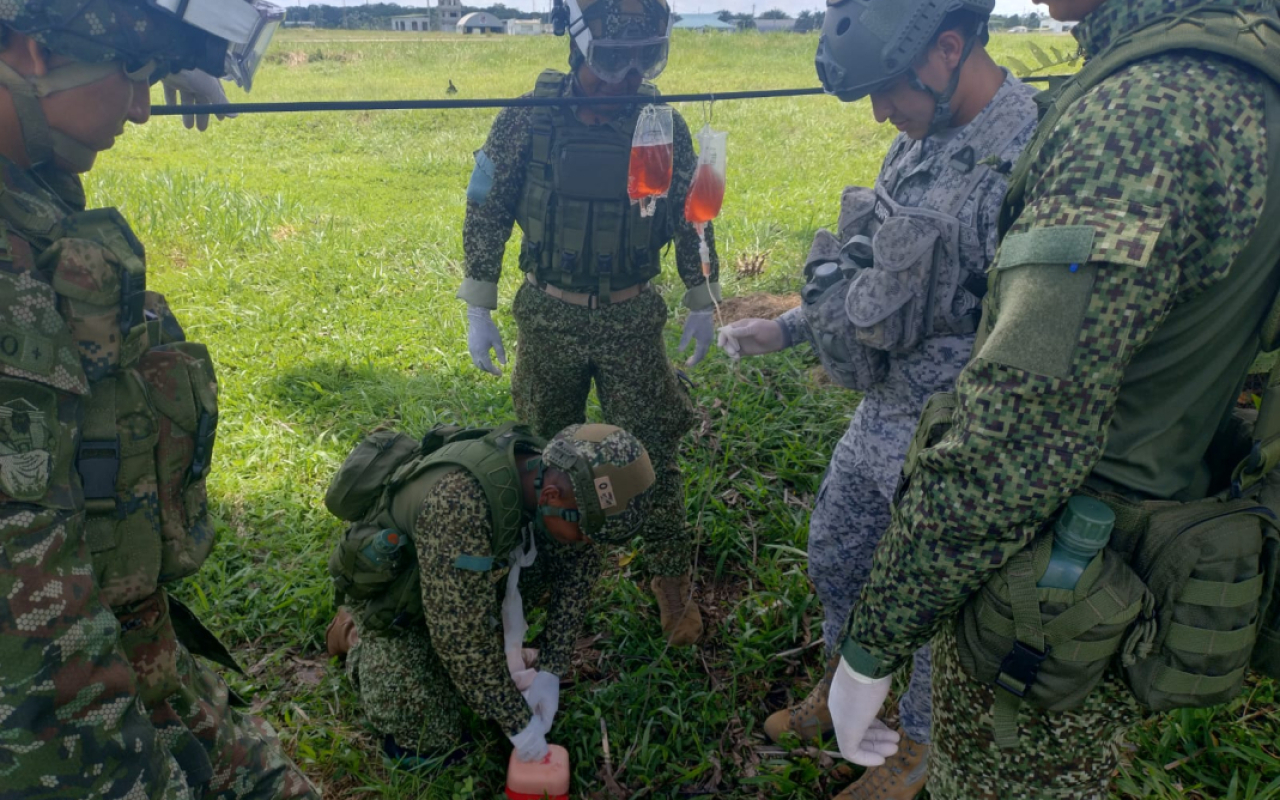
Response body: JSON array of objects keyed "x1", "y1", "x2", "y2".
[
  {"x1": 458, "y1": 11, "x2": 505, "y2": 33},
  {"x1": 391, "y1": 14, "x2": 432, "y2": 31},
  {"x1": 754, "y1": 16, "x2": 795, "y2": 32},
  {"x1": 1039, "y1": 18, "x2": 1078, "y2": 33},
  {"x1": 506, "y1": 18, "x2": 544, "y2": 35},
  {"x1": 438, "y1": 0, "x2": 462, "y2": 34}
]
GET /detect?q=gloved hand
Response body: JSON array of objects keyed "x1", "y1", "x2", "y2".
[
  {"x1": 828, "y1": 657, "x2": 898, "y2": 766},
  {"x1": 716, "y1": 317, "x2": 787, "y2": 359},
  {"x1": 508, "y1": 713, "x2": 550, "y2": 763},
  {"x1": 678, "y1": 308, "x2": 715, "y2": 366},
  {"x1": 162, "y1": 69, "x2": 235, "y2": 131},
  {"x1": 521, "y1": 670, "x2": 560, "y2": 731},
  {"x1": 466, "y1": 304, "x2": 507, "y2": 376}
]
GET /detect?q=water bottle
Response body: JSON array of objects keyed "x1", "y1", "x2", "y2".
[
  {"x1": 1037, "y1": 496, "x2": 1114, "y2": 590},
  {"x1": 361, "y1": 529, "x2": 404, "y2": 569}
]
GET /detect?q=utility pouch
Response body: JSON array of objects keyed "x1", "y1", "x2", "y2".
[
  {"x1": 327, "y1": 517, "x2": 422, "y2": 633},
  {"x1": 955, "y1": 530, "x2": 1154, "y2": 748},
  {"x1": 1093, "y1": 488, "x2": 1278, "y2": 711},
  {"x1": 116, "y1": 589, "x2": 183, "y2": 706},
  {"x1": 323, "y1": 430, "x2": 420, "y2": 521},
  {"x1": 847, "y1": 216, "x2": 942, "y2": 353},
  {"x1": 801, "y1": 272, "x2": 888, "y2": 390},
  {"x1": 135, "y1": 343, "x2": 219, "y2": 584}
]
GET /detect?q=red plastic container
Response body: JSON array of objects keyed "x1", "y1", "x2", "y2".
[{"x1": 505, "y1": 744, "x2": 570, "y2": 800}]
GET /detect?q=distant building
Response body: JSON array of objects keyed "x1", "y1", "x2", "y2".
[
  {"x1": 672, "y1": 13, "x2": 736, "y2": 31},
  {"x1": 754, "y1": 16, "x2": 794, "y2": 32},
  {"x1": 1008, "y1": 25, "x2": 1029, "y2": 33},
  {"x1": 1039, "y1": 18, "x2": 1078, "y2": 32},
  {"x1": 438, "y1": 0, "x2": 462, "y2": 33},
  {"x1": 506, "y1": 18, "x2": 544, "y2": 35},
  {"x1": 391, "y1": 14, "x2": 432, "y2": 31},
  {"x1": 459, "y1": 11, "x2": 505, "y2": 33}
]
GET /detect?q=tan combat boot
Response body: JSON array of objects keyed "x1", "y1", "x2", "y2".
[
  {"x1": 650, "y1": 572, "x2": 703, "y2": 646},
  {"x1": 325, "y1": 608, "x2": 360, "y2": 658},
  {"x1": 763, "y1": 658, "x2": 836, "y2": 743},
  {"x1": 832, "y1": 731, "x2": 929, "y2": 800}
]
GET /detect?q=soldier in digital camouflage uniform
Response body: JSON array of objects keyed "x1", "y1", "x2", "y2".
[
  {"x1": 824, "y1": 0, "x2": 1280, "y2": 797},
  {"x1": 718, "y1": 1, "x2": 1036, "y2": 796},
  {"x1": 329, "y1": 424, "x2": 654, "y2": 764},
  {"x1": 0, "y1": 2, "x2": 317, "y2": 798},
  {"x1": 458, "y1": 0, "x2": 716, "y2": 646}
]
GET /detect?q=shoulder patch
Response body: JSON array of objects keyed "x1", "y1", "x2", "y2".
[
  {"x1": 466, "y1": 150, "x2": 497, "y2": 206},
  {"x1": 997, "y1": 226, "x2": 1096, "y2": 270}
]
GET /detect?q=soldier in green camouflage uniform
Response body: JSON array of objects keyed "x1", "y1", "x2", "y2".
[
  {"x1": 458, "y1": 0, "x2": 716, "y2": 645},
  {"x1": 339, "y1": 424, "x2": 654, "y2": 762},
  {"x1": 0, "y1": 2, "x2": 317, "y2": 798},
  {"x1": 822, "y1": 0, "x2": 1280, "y2": 796}
]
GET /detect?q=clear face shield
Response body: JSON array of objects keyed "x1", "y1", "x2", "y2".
[
  {"x1": 585, "y1": 35, "x2": 670, "y2": 83},
  {"x1": 147, "y1": 0, "x2": 284, "y2": 90}
]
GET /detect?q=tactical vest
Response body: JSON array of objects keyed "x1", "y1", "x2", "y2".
[
  {"x1": 515, "y1": 70, "x2": 671, "y2": 298},
  {"x1": 326, "y1": 423, "x2": 541, "y2": 632},
  {"x1": 943, "y1": 4, "x2": 1280, "y2": 738},
  {"x1": 0, "y1": 199, "x2": 219, "y2": 611},
  {"x1": 801, "y1": 80, "x2": 1032, "y2": 388}
]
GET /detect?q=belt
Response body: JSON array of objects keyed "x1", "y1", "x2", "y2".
[{"x1": 525, "y1": 274, "x2": 648, "y2": 309}]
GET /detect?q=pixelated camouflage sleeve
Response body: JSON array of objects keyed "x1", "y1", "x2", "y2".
[
  {"x1": 669, "y1": 109, "x2": 721, "y2": 310},
  {"x1": 416, "y1": 470, "x2": 532, "y2": 735},
  {"x1": 842, "y1": 56, "x2": 1269, "y2": 676},
  {"x1": 460, "y1": 106, "x2": 535, "y2": 309},
  {"x1": 518, "y1": 530, "x2": 603, "y2": 677}
]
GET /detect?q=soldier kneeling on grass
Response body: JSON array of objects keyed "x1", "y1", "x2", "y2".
[{"x1": 323, "y1": 422, "x2": 654, "y2": 765}]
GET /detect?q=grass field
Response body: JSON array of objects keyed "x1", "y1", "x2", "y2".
[{"x1": 83, "y1": 28, "x2": 1280, "y2": 798}]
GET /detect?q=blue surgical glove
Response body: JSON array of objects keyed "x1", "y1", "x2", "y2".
[
  {"x1": 716, "y1": 317, "x2": 787, "y2": 359},
  {"x1": 828, "y1": 657, "x2": 899, "y2": 767},
  {"x1": 521, "y1": 670, "x2": 560, "y2": 731},
  {"x1": 466, "y1": 304, "x2": 507, "y2": 376},
  {"x1": 679, "y1": 308, "x2": 715, "y2": 366},
  {"x1": 162, "y1": 69, "x2": 235, "y2": 132}
]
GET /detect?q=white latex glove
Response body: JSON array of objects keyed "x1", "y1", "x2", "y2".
[
  {"x1": 716, "y1": 318, "x2": 787, "y2": 359},
  {"x1": 466, "y1": 304, "x2": 507, "y2": 376},
  {"x1": 828, "y1": 657, "x2": 899, "y2": 766},
  {"x1": 508, "y1": 713, "x2": 550, "y2": 763},
  {"x1": 521, "y1": 671, "x2": 560, "y2": 731},
  {"x1": 678, "y1": 308, "x2": 715, "y2": 366},
  {"x1": 161, "y1": 69, "x2": 235, "y2": 131}
]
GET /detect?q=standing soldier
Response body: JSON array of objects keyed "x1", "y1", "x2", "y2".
[
  {"x1": 324, "y1": 423, "x2": 655, "y2": 764},
  {"x1": 457, "y1": 0, "x2": 717, "y2": 646},
  {"x1": 0, "y1": 2, "x2": 318, "y2": 798},
  {"x1": 718, "y1": 1, "x2": 1036, "y2": 797},
  {"x1": 825, "y1": 0, "x2": 1280, "y2": 798}
]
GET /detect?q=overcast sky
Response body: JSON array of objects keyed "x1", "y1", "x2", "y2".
[{"x1": 289, "y1": 0, "x2": 1043, "y2": 18}]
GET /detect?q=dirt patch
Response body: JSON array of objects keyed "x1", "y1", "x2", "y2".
[{"x1": 715, "y1": 292, "x2": 800, "y2": 326}]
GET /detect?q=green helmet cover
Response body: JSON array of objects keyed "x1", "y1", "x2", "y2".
[{"x1": 542, "y1": 423, "x2": 655, "y2": 544}]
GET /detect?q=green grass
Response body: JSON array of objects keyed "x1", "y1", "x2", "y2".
[{"x1": 82, "y1": 29, "x2": 1278, "y2": 798}]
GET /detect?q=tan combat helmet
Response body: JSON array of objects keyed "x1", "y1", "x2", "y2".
[{"x1": 541, "y1": 423, "x2": 656, "y2": 544}]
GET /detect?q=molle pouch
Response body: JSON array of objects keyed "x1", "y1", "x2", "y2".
[
  {"x1": 836, "y1": 186, "x2": 879, "y2": 243},
  {"x1": 848, "y1": 215, "x2": 943, "y2": 353},
  {"x1": 328, "y1": 518, "x2": 422, "y2": 633},
  {"x1": 955, "y1": 533, "x2": 1153, "y2": 747},
  {"x1": 1104, "y1": 494, "x2": 1278, "y2": 711},
  {"x1": 135, "y1": 342, "x2": 218, "y2": 584},
  {"x1": 800, "y1": 272, "x2": 888, "y2": 391},
  {"x1": 324, "y1": 430, "x2": 420, "y2": 522},
  {"x1": 116, "y1": 589, "x2": 182, "y2": 706}
]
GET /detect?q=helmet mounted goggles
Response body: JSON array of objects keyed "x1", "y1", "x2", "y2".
[
  {"x1": 561, "y1": 0, "x2": 673, "y2": 83},
  {"x1": 147, "y1": 0, "x2": 284, "y2": 89}
]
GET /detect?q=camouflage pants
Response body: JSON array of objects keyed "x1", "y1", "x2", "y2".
[
  {"x1": 511, "y1": 281, "x2": 696, "y2": 577},
  {"x1": 930, "y1": 624, "x2": 1142, "y2": 799},
  {"x1": 347, "y1": 625, "x2": 465, "y2": 754},
  {"x1": 808, "y1": 401, "x2": 932, "y2": 745},
  {"x1": 0, "y1": 508, "x2": 193, "y2": 800},
  {"x1": 116, "y1": 590, "x2": 319, "y2": 800}
]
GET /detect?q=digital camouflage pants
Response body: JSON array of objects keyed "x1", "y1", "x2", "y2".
[
  {"x1": 929, "y1": 625, "x2": 1143, "y2": 799},
  {"x1": 511, "y1": 282, "x2": 696, "y2": 578}
]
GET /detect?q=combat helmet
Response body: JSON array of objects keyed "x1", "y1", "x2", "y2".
[
  {"x1": 538, "y1": 423, "x2": 655, "y2": 544},
  {"x1": 551, "y1": 0, "x2": 673, "y2": 82},
  {"x1": 0, "y1": 0, "x2": 282, "y2": 169},
  {"x1": 815, "y1": 0, "x2": 995, "y2": 133}
]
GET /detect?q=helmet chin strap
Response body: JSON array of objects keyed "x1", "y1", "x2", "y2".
[
  {"x1": 0, "y1": 58, "x2": 141, "y2": 172},
  {"x1": 524, "y1": 456, "x2": 584, "y2": 531},
  {"x1": 906, "y1": 25, "x2": 981, "y2": 138}
]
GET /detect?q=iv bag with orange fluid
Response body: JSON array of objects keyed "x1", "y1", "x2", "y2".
[
  {"x1": 684, "y1": 124, "x2": 727, "y2": 291},
  {"x1": 627, "y1": 104, "x2": 673, "y2": 218}
]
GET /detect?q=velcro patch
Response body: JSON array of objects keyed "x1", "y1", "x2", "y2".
[
  {"x1": 0, "y1": 323, "x2": 55, "y2": 375},
  {"x1": 997, "y1": 226, "x2": 1096, "y2": 271},
  {"x1": 595, "y1": 475, "x2": 617, "y2": 510}
]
